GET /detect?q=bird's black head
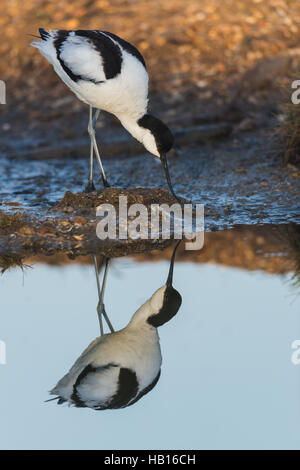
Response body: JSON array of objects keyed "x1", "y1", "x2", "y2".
[
  {"x1": 137, "y1": 113, "x2": 181, "y2": 202},
  {"x1": 147, "y1": 240, "x2": 182, "y2": 328},
  {"x1": 138, "y1": 113, "x2": 174, "y2": 155},
  {"x1": 147, "y1": 285, "x2": 182, "y2": 328}
]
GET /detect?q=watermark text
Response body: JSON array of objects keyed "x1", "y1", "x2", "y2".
[
  {"x1": 96, "y1": 196, "x2": 204, "y2": 250},
  {"x1": 0, "y1": 340, "x2": 6, "y2": 365},
  {"x1": 291, "y1": 340, "x2": 300, "y2": 365},
  {"x1": 291, "y1": 80, "x2": 300, "y2": 105},
  {"x1": 0, "y1": 80, "x2": 6, "y2": 105}
]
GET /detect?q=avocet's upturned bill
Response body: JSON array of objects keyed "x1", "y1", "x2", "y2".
[{"x1": 31, "y1": 29, "x2": 180, "y2": 201}]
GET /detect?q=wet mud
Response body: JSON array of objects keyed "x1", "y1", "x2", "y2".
[
  {"x1": 0, "y1": 123, "x2": 299, "y2": 267},
  {"x1": 5, "y1": 224, "x2": 300, "y2": 291},
  {"x1": 57, "y1": 187, "x2": 186, "y2": 211}
]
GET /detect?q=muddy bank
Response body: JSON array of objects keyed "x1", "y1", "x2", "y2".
[
  {"x1": 56, "y1": 187, "x2": 186, "y2": 211},
  {"x1": 0, "y1": 186, "x2": 192, "y2": 268},
  {"x1": 0, "y1": 127, "x2": 299, "y2": 230},
  {"x1": 6, "y1": 225, "x2": 299, "y2": 281},
  {"x1": 0, "y1": 211, "x2": 174, "y2": 270}
]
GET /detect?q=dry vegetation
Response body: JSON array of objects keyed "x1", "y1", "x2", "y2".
[
  {"x1": 1, "y1": 0, "x2": 300, "y2": 162},
  {"x1": 287, "y1": 223, "x2": 300, "y2": 286},
  {"x1": 0, "y1": 254, "x2": 27, "y2": 273},
  {"x1": 0, "y1": 209, "x2": 24, "y2": 233},
  {"x1": 277, "y1": 102, "x2": 300, "y2": 166}
]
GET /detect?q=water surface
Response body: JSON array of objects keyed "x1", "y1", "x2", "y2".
[{"x1": 0, "y1": 243, "x2": 299, "y2": 450}]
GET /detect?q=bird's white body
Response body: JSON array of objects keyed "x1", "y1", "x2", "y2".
[
  {"x1": 33, "y1": 31, "x2": 148, "y2": 120},
  {"x1": 31, "y1": 30, "x2": 160, "y2": 157},
  {"x1": 50, "y1": 286, "x2": 167, "y2": 409}
]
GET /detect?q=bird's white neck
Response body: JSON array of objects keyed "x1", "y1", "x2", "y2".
[
  {"x1": 128, "y1": 286, "x2": 166, "y2": 328},
  {"x1": 118, "y1": 115, "x2": 160, "y2": 158}
]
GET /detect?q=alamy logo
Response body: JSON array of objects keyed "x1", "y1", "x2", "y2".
[
  {"x1": 0, "y1": 340, "x2": 6, "y2": 365},
  {"x1": 291, "y1": 340, "x2": 300, "y2": 365},
  {"x1": 96, "y1": 197, "x2": 204, "y2": 250},
  {"x1": 291, "y1": 80, "x2": 300, "y2": 105},
  {"x1": 0, "y1": 80, "x2": 6, "y2": 104}
]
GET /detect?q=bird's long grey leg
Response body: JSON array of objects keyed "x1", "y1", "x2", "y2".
[
  {"x1": 87, "y1": 108, "x2": 110, "y2": 189},
  {"x1": 85, "y1": 107, "x2": 97, "y2": 193},
  {"x1": 93, "y1": 256, "x2": 114, "y2": 334}
]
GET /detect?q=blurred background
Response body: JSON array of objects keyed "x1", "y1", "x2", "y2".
[{"x1": 1, "y1": 0, "x2": 300, "y2": 161}]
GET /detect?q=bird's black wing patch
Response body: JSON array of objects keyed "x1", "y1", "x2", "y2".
[
  {"x1": 55, "y1": 30, "x2": 83, "y2": 83},
  {"x1": 128, "y1": 369, "x2": 161, "y2": 407},
  {"x1": 105, "y1": 367, "x2": 139, "y2": 409},
  {"x1": 102, "y1": 31, "x2": 146, "y2": 69},
  {"x1": 71, "y1": 363, "x2": 117, "y2": 408},
  {"x1": 54, "y1": 29, "x2": 113, "y2": 84},
  {"x1": 75, "y1": 30, "x2": 123, "y2": 80}
]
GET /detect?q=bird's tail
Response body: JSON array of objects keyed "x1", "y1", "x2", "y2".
[
  {"x1": 30, "y1": 28, "x2": 51, "y2": 48},
  {"x1": 39, "y1": 28, "x2": 50, "y2": 40},
  {"x1": 45, "y1": 395, "x2": 67, "y2": 405}
]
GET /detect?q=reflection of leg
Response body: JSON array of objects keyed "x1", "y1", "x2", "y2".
[
  {"x1": 100, "y1": 259, "x2": 114, "y2": 332},
  {"x1": 93, "y1": 256, "x2": 114, "y2": 335},
  {"x1": 93, "y1": 255, "x2": 104, "y2": 335},
  {"x1": 102, "y1": 305, "x2": 114, "y2": 333},
  {"x1": 87, "y1": 108, "x2": 109, "y2": 188}
]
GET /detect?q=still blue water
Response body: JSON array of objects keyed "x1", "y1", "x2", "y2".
[{"x1": 0, "y1": 256, "x2": 299, "y2": 449}]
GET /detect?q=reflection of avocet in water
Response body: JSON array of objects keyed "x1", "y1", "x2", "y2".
[{"x1": 47, "y1": 242, "x2": 182, "y2": 410}]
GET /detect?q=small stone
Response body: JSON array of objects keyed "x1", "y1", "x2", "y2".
[
  {"x1": 2, "y1": 123, "x2": 11, "y2": 131},
  {"x1": 3, "y1": 201, "x2": 23, "y2": 206},
  {"x1": 236, "y1": 118, "x2": 256, "y2": 132},
  {"x1": 73, "y1": 235, "x2": 84, "y2": 240},
  {"x1": 73, "y1": 216, "x2": 87, "y2": 225},
  {"x1": 37, "y1": 226, "x2": 50, "y2": 235},
  {"x1": 18, "y1": 226, "x2": 34, "y2": 235}
]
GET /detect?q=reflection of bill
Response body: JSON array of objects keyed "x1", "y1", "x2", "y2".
[
  {"x1": 291, "y1": 340, "x2": 300, "y2": 365},
  {"x1": 0, "y1": 80, "x2": 6, "y2": 105},
  {"x1": 0, "y1": 340, "x2": 6, "y2": 365}
]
